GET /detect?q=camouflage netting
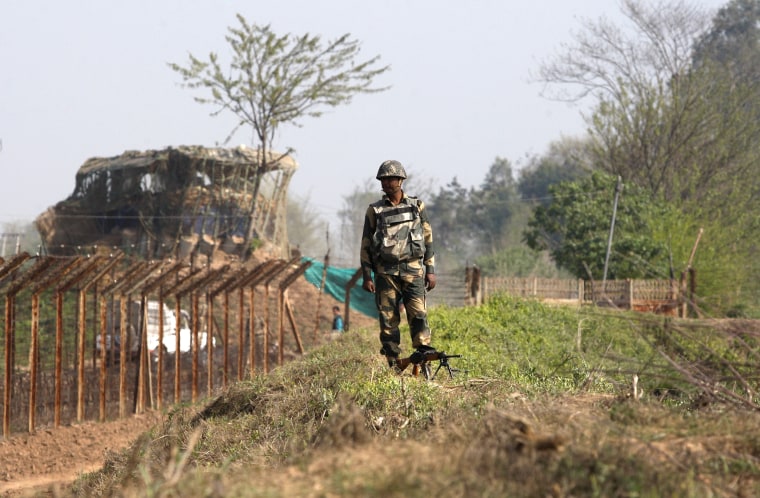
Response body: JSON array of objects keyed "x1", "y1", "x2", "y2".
[{"x1": 35, "y1": 145, "x2": 298, "y2": 261}]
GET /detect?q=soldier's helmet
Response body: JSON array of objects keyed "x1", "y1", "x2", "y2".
[{"x1": 376, "y1": 160, "x2": 407, "y2": 180}]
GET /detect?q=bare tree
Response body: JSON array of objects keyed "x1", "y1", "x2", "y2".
[
  {"x1": 536, "y1": 0, "x2": 709, "y2": 105},
  {"x1": 535, "y1": 0, "x2": 760, "y2": 207},
  {"x1": 287, "y1": 192, "x2": 328, "y2": 258},
  {"x1": 169, "y1": 14, "x2": 390, "y2": 239}
]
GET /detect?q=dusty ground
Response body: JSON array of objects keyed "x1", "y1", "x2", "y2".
[
  {"x1": 0, "y1": 410, "x2": 164, "y2": 496},
  {"x1": 0, "y1": 270, "x2": 377, "y2": 496}
]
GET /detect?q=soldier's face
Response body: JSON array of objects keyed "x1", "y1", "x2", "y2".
[{"x1": 380, "y1": 177, "x2": 403, "y2": 195}]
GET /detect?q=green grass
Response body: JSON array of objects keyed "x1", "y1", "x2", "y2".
[{"x1": 68, "y1": 295, "x2": 760, "y2": 497}]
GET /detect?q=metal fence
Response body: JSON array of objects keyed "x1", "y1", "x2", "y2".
[
  {"x1": 0, "y1": 257, "x2": 683, "y2": 439},
  {"x1": 426, "y1": 271, "x2": 467, "y2": 308},
  {"x1": 0, "y1": 251, "x2": 313, "y2": 438}
]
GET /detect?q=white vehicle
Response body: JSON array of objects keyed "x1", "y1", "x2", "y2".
[
  {"x1": 97, "y1": 300, "x2": 210, "y2": 362},
  {"x1": 148, "y1": 308, "x2": 211, "y2": 357}
]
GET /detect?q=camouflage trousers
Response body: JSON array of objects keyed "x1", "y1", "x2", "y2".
[{"x1": 374, "y1": 272, "x2": 432, "y2": 358}]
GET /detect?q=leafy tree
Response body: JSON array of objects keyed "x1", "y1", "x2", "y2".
[
  {"x1": 426, "y1": 178, "x2": 477, "y2": 267},
  {"x1": 687, "y1": 0, "x2": 760, "y2": 214},
  {"x1": 536, "y1": 0, "x2": 760, "y2": 312},
  {"x1": 518, "y1": 137, "x2": 593, "y2": 205},
  {"x1": 692, "y1": 0, "x2": 760, "y2": 81},
  {"x1": 169, "y1": 14, "x2": 390, "y2": 239},
  {"x1": 523, "y1": 172, "x2": 670, "y2": 280},
  {"x1": 471, "y1": 158, "x2": 518, "y2": 253},
  {"x1": 427, "y1": 158, "x2": 520, "y2": 266},
  {"x1": 286, "y1": 193, "x2": 328, "y2": 259},
  {"x1": 687, "y1": 0, "x2": 760, "y2": 312}
]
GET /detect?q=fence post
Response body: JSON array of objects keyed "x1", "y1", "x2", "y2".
[
  {"x1": 465, "y1": 266, "x2": 481, "y2": 306},
  {"x1": 343, "y1": 269, "x2": 362, "y2": 331},
  {"x1": 3, "y1": 294, "x2": 15, "y2": 439},
  {"x1": 578, "y1": 279, "x2": 584, "y2": 306},
  {"x1": 627, "y1": 279, "x2": 634, "y2": 311},
  {"x1": 465, "y1": 267, "x2": 472, "y2": 305}
]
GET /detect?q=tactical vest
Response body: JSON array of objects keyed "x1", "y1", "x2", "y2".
[{"x1": 370, "y1": 197, "x2": 426, "y2": 264}]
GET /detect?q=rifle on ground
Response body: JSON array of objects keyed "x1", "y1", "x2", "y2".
[{"x1": 396, "y1": 348, "x2": 463, "y2": 380}]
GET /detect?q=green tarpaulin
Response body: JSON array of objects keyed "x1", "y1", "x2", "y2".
[{"x1": 301, "y1": 257, "x2": 378, "y2": 319}]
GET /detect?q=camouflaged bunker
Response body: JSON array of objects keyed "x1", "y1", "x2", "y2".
[{"x1": 35, "y1": 145, "x2": 298, "y2": 260}]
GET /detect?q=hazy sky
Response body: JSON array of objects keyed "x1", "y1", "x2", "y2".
[{"x1": 0, "y1": 0, "x2": 727, "y2": 225}]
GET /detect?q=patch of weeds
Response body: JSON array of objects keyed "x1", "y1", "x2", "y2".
[
  {"x1": 706, "y1": 455, "x2": 760, "y2": 476},
  {"x1": 608, "y1": 399, "x2": 644, "y2": 425},
  {"x1": 554, "y1": 446, "x2": 704, "y2": 497}
]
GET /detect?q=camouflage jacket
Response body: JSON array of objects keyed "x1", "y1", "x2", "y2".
[{"x1": 360, "y1": 192, "x2": 435, "y2": 280}]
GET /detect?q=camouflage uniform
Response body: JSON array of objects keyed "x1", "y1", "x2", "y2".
[{"x1": 360, "y1": 185, "x2": 436, "y2": 361}]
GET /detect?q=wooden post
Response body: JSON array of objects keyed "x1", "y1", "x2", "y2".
[
  {"x1": 689, "y1": 268, "x2": 699, "y2": 318},
  {"x1": 465, "y1": 267, "x2": 472, "y2": 306},
  {"x1": 264, "y1": 283, "x2": 270, "y2": 374},
  {"x1": 344, "y1": 269, "x2": 362, "y2": 332},
  {"x1": 278, "y1": 289, "x2": 284, "y2": 366},
  {"x1": 191, "y1": 292, "x2": 200, "y2": 402},
  {"x1": 627, "y1": 279, "x2": 634, "y2": 311},
  {"x1": 76, "y1": 289, "x2": 87, "y2": 421},
  {"x1": 313, "y1": 254, "x2": 329, "y2": 342},
  {"x1": 29, "y1": 294, "x2": 39, "y2": 433},
  {"x1": 3, "y1": 295, "x2": 14, "y2": 439},
  {"x1": 238, "y1": 287, "x2": 245, "y2": 380},
  {"x1": 284, "y1": 294, "x2": 304, "y2": 354},
  {"x1": 98, "y1": 295, "x2": 107, "y2": 422},
  {"x1": 174, "y1": 299, "x2": 182, "y2": 404},
  {"x1": 473, "y1": 267, "x2": 481, "y2": 305},
  {"x1": 276, "y1": 260, "x2": 312, "y2": 365},
  {"x1": 135, "y1": 295, "x2": 148, "y2": 415},
  {"x1": 223, "y1": 291, "x2": 230, "y2": 388},
  {"x1": 55, "y1": 292, "x2": 65, "y2": 426},
  {"x1": 118, "y1": 296, "x2": 127, "y2": 418},
  {"x1": 155, "y1": 295, "x2": 164, "y2": 411},
  {"x1": 207, "y1": 292, "x2": 214, "y2": 395},
  {"x1": 682, "y1": 227, "x2": 703, "y2": 318},
  {"x1": 249, "y1": 286, "x2": 256, "y2": 377}
]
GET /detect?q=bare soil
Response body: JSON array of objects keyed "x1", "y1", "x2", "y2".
[
  {"x1": 0, "y1": 272, "x2": 377, "y2": 496},
  {"x1": 0, "y1": 410, "x2": 164, "y2": 496}
]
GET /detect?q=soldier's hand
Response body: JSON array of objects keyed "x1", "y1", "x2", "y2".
[
  {"x1": 362, "y1": 279, "x2": 375, "y2": 293},
  {"x1": 425, "y1": 273, "x2": 436, "y2": 291}
]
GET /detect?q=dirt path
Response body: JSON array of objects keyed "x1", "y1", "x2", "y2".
[{"x1": 0, "y1": 410, "x2": 163, "y2": 496}]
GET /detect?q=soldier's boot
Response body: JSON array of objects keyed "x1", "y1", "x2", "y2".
[
  {"x1": 381, "y1": 345, "x2": 402, "y2": 372},
  {"x1": 386, "y1": 355, "x2": 401, "y2": 373}
]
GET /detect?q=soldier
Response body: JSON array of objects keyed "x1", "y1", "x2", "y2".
[{"x1": 360, "y1": 160, "x2": 437, "y2": 369}]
